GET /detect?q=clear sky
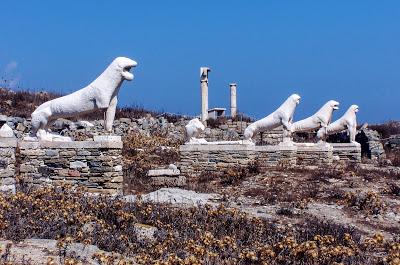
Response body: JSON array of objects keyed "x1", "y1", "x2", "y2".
[{"x1": 1, "y1": 1, "x2": 399, "y2": 123}]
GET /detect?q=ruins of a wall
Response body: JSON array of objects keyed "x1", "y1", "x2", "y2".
[
  {"x1": 179, "y1": 143, "x2": 361, "y2": 177},
  {"x1": 0, "y1": 138, "x2": 17, "y2": 193},
  {"x1": 295, "y1": 143, "x2": 333, "y2": 165},
  {"x1": 0, "y1": 139, "x2": 123, "y2": 194},
  {"x1": 331, "y1": 143, "x2": 361, "y2": 163}
]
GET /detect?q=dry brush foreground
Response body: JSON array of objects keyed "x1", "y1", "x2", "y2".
[{"x1": 0, "y1": 182, "x2": 399, "y2": 265}]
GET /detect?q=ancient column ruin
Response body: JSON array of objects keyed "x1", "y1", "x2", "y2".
[
  {"x1": 200, "y1": 67, "x2": 211, "y2": 122},
  {"x1": 230, "y1": 83, "x2": 237, "y2": 118}
]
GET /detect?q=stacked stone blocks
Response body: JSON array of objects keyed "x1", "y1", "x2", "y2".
[
  {"x1": 179, "y1": 143, "x2": 360, "y2": 177},
  {"x1": 0, "y1": 138, "x2": 17, "y2": 193},
  {"x1": 0, "y1": 139, "x2": 123, "y2": 195}
]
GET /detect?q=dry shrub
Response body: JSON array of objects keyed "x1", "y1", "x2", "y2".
[
  {"x1": 0, "y1": 88, "x2": 60, "y2": 118},
  {"x1": 206, "y1": 117, "x2": 227, "y2": 129},
  {"x1": 339, "y1": 191, "x2": 387, "y2": 215},
  {"x1": 0, "y1": 185, "x2": 388, "y2": 264},
  {"x1": 369, "y1": 121, "x2": 400, "y2": 139},
  {"x1": 386, "y1": 150, "x2": 400, "y2": 167},
  {"x1": 123, "y1": 132, "x2": 181, "y2": 194}
]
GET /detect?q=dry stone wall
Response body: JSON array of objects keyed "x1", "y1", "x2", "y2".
[
  {"x1": 0, "y1": 139, "x2": 123, "y2": 195},
  {"x1": 179, "y1": 144, "x2": 298, "y2": 177},
  {"x1": 331, "y1": 143, "x2": 361, "y2": 163},
  {"x1": 178, "y1": 143, "x2": 361, "y2": 178},
  {"x1": 295, "y1": 143, "x2": 333, "y2": 166},
  {"x1": 0, "y1": 138, "x2": 17, "y2": 193}
]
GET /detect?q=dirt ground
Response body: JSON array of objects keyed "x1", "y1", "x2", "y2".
[{"x1": 189, "y1": 164, "x2": 400, "y2": 241}]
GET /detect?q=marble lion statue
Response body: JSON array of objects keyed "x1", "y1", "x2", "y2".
[
  {"x1": 30, "y1": 57, "x2": 137, "y2": 140},
  {"x1": 317, "y1": 104, "x2": 359, "y2": 143},
  {"x1": 244, "y1": 94, "x2": 301, "y2": 141},
  {"x1": 185, "y1": 118, "x2": 207, "y2": 144},
  {"x1": 291, "y1": 100, "x2": 339, "y2": 135}
]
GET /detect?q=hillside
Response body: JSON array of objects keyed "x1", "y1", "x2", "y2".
[{"x1": 1, "y1": 87, "x2": 400, "y2": 264}]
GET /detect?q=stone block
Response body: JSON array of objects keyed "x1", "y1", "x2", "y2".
[
  {"x1": 93, "y1": 135, "x2": 122, "y2": 142},
  {"x1": 148, "y1": 168, "x2": 180, "y2": 177},
  {"x1": 134, "y1": 223, "x2": 157, "y2": 243},
  {"x1": 70, "y1": 161, "x2": 88, "y2": 169},
  {"x1": 150, "y1": 176, "x2": 186, "y2": 187},
  {"x1": 111, "y1": 176, "x2": 123, "y2": 183},
  {"x1": 45, "y1": 149, "x2": 59, "y2": 157},
  {"x1": 20, "y1": 164, "x2": 35, "y2": 173}
]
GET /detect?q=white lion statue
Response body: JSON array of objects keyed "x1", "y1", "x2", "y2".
[
  {"x1": 291, "y1": 100, "x2": 339, "y2": 136},
  {"x1": 317, "y1": 104, "x2": 359, "y2": 144},
  {"x1": 185, "y1": 118, "x2": 207, "y2": 144},
  {"x1": 244, "y1": 94, "x2": 301, "y2": 142},
  {"x1": 29, "y1": 57, "x2": 137, "y2": 141}
]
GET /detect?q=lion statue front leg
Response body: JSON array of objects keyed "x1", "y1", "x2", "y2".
[{"x1": 105, "y1": 96, "x2": 118, "y2": 132}]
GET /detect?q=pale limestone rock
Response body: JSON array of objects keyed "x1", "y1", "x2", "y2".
[
  {"x1": 168, "y1": 164, "x2": 178, "y2": 170},
  {"x1": 30, "y1": 57, "x2": 137, "y2": 140},
  {"x1": 148, "y1": 168, "x2": 180, "y2": 177},
  {"x1": 134, "y1": 223, "x2": 158, "y2": 243},
  {"x1": 70, "y1": 161, "x2": 88, "y2": 169},
  {"x1": 0, "y1": 124, "x2": 14, "y2": 138},
  {"x1": 124, "y1": 188, "x2": 220, "y2": 206},
  {"x1": 37, "y1": 129, "x2": 72, "y2": 142},
  {"x1": 93, "y1": 135, "x2": 121, "y2": 142}
]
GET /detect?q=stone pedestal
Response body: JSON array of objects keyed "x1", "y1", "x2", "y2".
[
  {"x1": 0, "y1": 138, "x2": 17, "y2": 193},
  {"x1": 18, "y1": 138, "x2": 123, "y2": 194},
  {"x1": 294, "y1": 143, "x2": 333, "y2": 165},
  {"x1": 331, "y1": 143, "x2": 361, "y2": 163},
  {"x1": 179, "y1": 144, "x2": 297, "y2": 177},
  {"x1": 147, "y1": 168, "x2": 186, "y2": 187},
  {"x1": 255, "y1": 145, "x2": 297, "y2": 169}
]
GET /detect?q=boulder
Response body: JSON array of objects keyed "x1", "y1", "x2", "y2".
[{"x1": 0, "y1": 124, "x2": 15, "y2": 138}]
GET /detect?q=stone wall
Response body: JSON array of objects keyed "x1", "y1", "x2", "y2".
[
  {"x1": 356, "y1": 129, "x2": 386, "y2": 160},
  {"x1": 386, "y1": 135, "x2": 400, "y2": 151},
  {"x1": 0, "y1": 138, "x2": 123, "y2": 195},
  {"x1": 331, "y1": 143, "x2": 361, "y2": 163},
  {"x1": 0, "y1": 138, "x2": 17, "y2": 193},
  {"x1": 178, "y1": 142, "x2": 362, "y2": 178},
  {"x1": 179, "y1": 144, "x2": 298, "y2": 177},
  {"x1": 295, "y1": 143, "x2": 333, "y2": 166}
]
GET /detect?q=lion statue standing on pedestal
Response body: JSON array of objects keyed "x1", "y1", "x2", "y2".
[{"x1": 29, "y1": 57, "x2": 137, "y2": 141}]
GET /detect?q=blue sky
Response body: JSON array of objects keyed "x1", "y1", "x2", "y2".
[{"x1": 1, "y1": 1, "x2": 399, "y2": 123}]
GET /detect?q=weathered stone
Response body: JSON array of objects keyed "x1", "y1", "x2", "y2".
[
  {"x1": 148, "y1": 168, "x2": 180, "y2": 177},
  {"x1": 45, "y1": 149, "x2": 59, "y2": 157},
  {"x1": 111, "y1": 176, "x2": 123, "y2": 183},
  {"x1": 70, "y1": 161, "x2": 88, "y2": 169},
  {"x1": 59, "y1": 150, "x2": 77, "y2": 156},
  {"x1": 134, "y1": 223, "x2": 157, "y2": 243},
  {"x1": 150, "y1": 176, "x2": 186, "y2": 187},
  {"x1": 113, "y1": 165, "x2": 122, "y2": 172},
  {"x1": 19, "y1": 164, "x2": 35, "y2": 173}
]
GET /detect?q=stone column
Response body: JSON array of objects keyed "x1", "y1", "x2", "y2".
[
  {"x1": 200, "y1": 67, "x2": 211, "y2": 122},
  {"x1": 229, "y1": 83, "x2": 237, "y2": 118}
]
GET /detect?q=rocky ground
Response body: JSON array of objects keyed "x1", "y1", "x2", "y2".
[{"x1": 1, "y1": 88, "x2": 400, "y2": 264}]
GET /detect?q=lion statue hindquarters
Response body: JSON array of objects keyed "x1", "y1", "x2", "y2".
[
  {"x1": 185, "y1": 118, "x2": 207, "y2": 144},
  {"x1": 291, "y1": 100, "x2": 340, "y2": 138},
  {"x1": 317, "y1": 105, "x2": 359, "y2": 143},
  {"x1": 244, "y1": 94, "x2": 301, "y2": 142},
  {"x1": 29, "y1": 57, "x2": 137, "y2": 141}
]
